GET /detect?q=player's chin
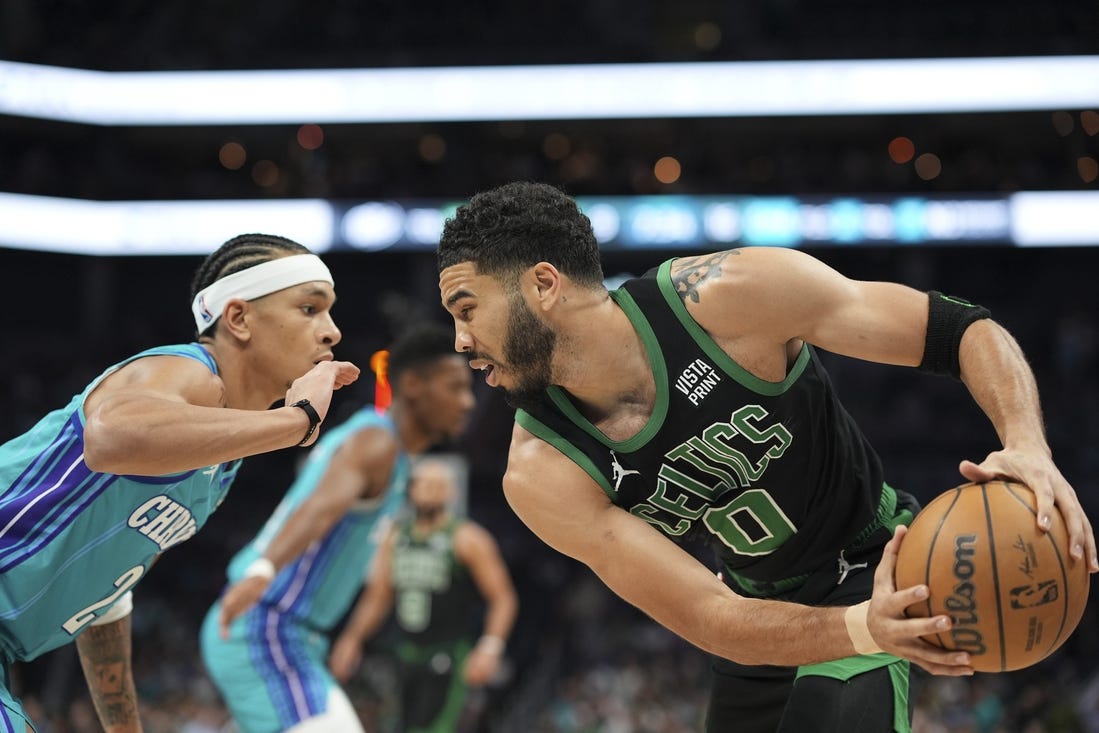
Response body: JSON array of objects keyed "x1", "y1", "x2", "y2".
[{"x1": 442, "y1": 422, "x2": 469, "y2": 441}]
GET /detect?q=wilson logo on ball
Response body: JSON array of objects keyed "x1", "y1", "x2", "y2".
[{"x1": 946, "y1": 533, "x2": 986, "y2": 655}]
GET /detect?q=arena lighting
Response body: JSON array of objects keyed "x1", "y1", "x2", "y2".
[
  {"x1": 2, "y1": 191, "x2": 1097, "y2": 254},
  {"x1": 1, "y1": 56, "x2": 1098, "y2": 124},
  {"x1": 1010, "y1": 192, "x2": 1099, "y2": 246},
  {"x1": 0, "y1": 194, "x2": 334, "y2": 254}
]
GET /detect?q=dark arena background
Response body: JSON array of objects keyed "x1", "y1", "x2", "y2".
[{"x1": 2, "y1": 2, "x2": 1098, "y2": 731}]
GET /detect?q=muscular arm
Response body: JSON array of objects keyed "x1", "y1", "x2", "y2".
[
  {"x1": 83, "y1": 355, "x2": 358, "y2": 476},
  {"x1": 256, "y1": 428, "x2": 397, "y2": 568},
  {"x1": 677, "y1": 247, "x2": 1096, "y2": 570},
  {"x1": 340, "y1": 529, "x2": 398, "y2": 643},
  {"x1": 328, "y1": 530, "x2": 397, "y2": 681},
  {"x1": 218, "y1": 428, "x2": 398, "y2": 633},
  {"x1": 76, "y1": 617, "x2": 141, "y2": 733},
  {"x1": 505, "y1": 424, "x2": 969, "y2": 673},
  {"x1": 956, "y1": 320, "x2": 1097, "y2": 568},
  {"x1": 455, "y1": 520, "x2": 519, "y2": 685},
  {"x1": 673, "y1": 247, "x2": 929, "y2": 372},
  {"x1": 455, "y1": 521, "x2": 518, "y2": 643}
]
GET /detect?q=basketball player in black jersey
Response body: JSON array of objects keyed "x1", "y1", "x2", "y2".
[
  {"x1": 329, "y1": 459, "x2": 518, "y2": 732},
  {"x1": 436, "y1": 182, "x2": 1096, "y2": 732}
]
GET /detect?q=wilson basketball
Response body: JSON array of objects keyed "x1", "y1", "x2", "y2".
[{"x1": 894, "y1": 480, "x2": 1090, "y2": 672}]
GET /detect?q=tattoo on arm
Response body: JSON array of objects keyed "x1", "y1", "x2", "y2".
[
  {"x1": 76, "y1": 617, "x2": 141, "y2": 731},
  {"x1": 671, "y1": 250, "x2": 739, "y2": 303}
]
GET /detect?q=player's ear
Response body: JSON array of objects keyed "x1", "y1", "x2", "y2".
[
  {"x1": 530, "y1": 262, "x2": 562, "y2": 310},
  {"x1": 221, "y1": 299, "x2": 252, "y2": 342},
  {"x1": 397, "y1": 369, "x2": 423, "y2": 400}
]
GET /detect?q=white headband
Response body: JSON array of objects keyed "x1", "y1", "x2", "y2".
[{"x1": 191, "y1": 254, "x2": 334, "y2": 332}]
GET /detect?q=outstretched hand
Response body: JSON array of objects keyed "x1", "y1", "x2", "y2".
[
  {"x1": 285, "y1": 361, "x2": 360, "y2": 446},
  {"x1": 867, "y1": 526, "x2": 975, "y2": 676},
  {"x1": 960, "y1": 449, "x2": 1098, "y2": 573}
]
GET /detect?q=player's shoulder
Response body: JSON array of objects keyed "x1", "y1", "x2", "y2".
[
  {"x1": 667, "y1": 247, "x2": 819, "y2": 291},
  {"x1": 93, "y1": 345, "x2": 225, "y2": 406},
  {"x1": 340, "y1": 422, "x2": 401, "y2": 464},
  {"x1": 505, "y1": 422, "x2": 606, "y2": 503},
  {"x1": 507, "y1": 421, "x2": 575, "y2": 476},
  {"x1": 453, "y1": 519, "x2": 499, "y2": 560}
]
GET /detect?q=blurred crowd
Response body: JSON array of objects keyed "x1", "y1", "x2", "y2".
[{"x1": 3, "y1": 0, "x2": 1095, "y2": 70}]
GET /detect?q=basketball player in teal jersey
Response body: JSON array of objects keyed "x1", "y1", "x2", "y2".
[
  {"x1": 328, "y1": 458, "x2": 518, "y2": 733},
  {"x1": 436, "y1": 182, "x2": 1098, "y2": 732},
  {"x1": 0, "y1": 233, "x2": 358, "y2": 733},
  {"x1": 200, "y1": 324, "x2": 475, "y2": 733}
]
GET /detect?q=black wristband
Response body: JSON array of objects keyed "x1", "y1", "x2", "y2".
[
  {"x1": 289, "y1": 399, "x2": 321, "y2": 446},
  {"x1": 918, "y1": 291, "x2": 991, "y2": 379}
]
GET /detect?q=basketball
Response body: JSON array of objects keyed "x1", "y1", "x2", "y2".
[{"x1": 894, "y1": 480, "x2": 1090, "y2": 672}]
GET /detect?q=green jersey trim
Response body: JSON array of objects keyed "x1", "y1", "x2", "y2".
[
  {"x1": 656, "y1": 259, "x2": 810, "y2": 396},
  {"x1": 514, "y1": 411, "x2": 617, "y2": 501},
  {"x1": 796, "y1": 654, "x2": 911, "y2": 733},
  {"x1": 541, "y1": 286, "x2": 669, "y2": 452}
]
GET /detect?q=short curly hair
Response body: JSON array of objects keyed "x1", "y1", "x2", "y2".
[
  {"x1": 437, "y1": 181, "x2": 604, "y2": 287},
  {"x1": 386, "y1": 322, "x2": 459, "y2": 388}
]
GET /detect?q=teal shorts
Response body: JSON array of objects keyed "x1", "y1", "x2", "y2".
[
  {"x1": 0, "y1": 664, "x2": 34, "y2": 732},
  {"x1": 200, "y1": 601, "x2": 338, "y2": 733}
]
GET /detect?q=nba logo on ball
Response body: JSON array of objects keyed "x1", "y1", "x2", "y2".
[{"x1": 895, "y1": 480, "x2": 1091, "y2": 672}]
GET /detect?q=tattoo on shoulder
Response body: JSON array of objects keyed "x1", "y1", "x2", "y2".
[{"x1": 671, "y1": 250, "x2": 740, "y2": 303}]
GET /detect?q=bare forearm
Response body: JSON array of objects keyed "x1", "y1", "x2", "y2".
[
  {"x1": 673, "y1": 593, "x2": 855, "y2": 666},
  {"x1": 482, "y1": 591, "x2": 518, "y2": 643},
  {"x1": 590, "y1": 532, "x2": 858, "y2": 666},
  {"x1": 958, "y1": 320, "x2": 1048, "y2": 449},
  {"x1": 343, "y1": 589, "x2": 391, "y2": 642},
  {"x1": 76, "y1": 617, "x2": 141, "y2": 733},
  {"x1": 261, "y1": 505, "x2": 346, "y2": 569},
  {"x1": 85, "y1": 402, "x2": 309, "y2": 475}
]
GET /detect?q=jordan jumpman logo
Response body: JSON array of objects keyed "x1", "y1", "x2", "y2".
[
  {"x1": 610, "y1": 451, "x2": 641, "y2": 490},
  {"x1": 837, "y1": 549, "x2": 868, "y2": 585}
]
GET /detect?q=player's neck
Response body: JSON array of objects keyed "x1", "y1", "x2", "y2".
[
  {"x1": 386, "y1": 402, "x2": 435, "y2": 455},
  {"x1": 554, "y1": 298, "x2": 655, "y2": 424},
  {"x1": 412, "y1": 513, "x2": 450, "y2": 534},
  {"x1": 201, "y1": 342, "x2": 284, "y2": 410}
]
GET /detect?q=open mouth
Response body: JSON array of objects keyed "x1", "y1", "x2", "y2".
[{"x1": 470, "y1": 359, "x2": 497, "y2": 385}]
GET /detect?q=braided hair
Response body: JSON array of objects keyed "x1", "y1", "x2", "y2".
[{"x1": 189, "y1": 233, "x2": 311, "y2": 337}]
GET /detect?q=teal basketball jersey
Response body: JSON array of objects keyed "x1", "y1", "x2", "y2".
[
  {"x1": 226, "y1": 407, "x2": 409, "y2": 631},
  {"x1": 0, "y1": 343, "x2": 239, "y2": 661}
]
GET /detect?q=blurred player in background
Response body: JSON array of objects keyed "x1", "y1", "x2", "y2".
[
  {"x1": 329, "y1": 457, "x2": 518, "y2": 733},
  {"x1": 0, "y1": 233, "x2": 357, "y2": 732},
  {"x1": 200, "y1": 323, "x2": 474, "y2": 733}
]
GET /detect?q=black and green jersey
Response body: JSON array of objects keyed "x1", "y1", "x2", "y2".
[
  {"x1": 516, "y1": 260, "x2": 889, "y2": 586},
  {"x1": 391, "y1": 518, "x2": 478, "y2": 646}
]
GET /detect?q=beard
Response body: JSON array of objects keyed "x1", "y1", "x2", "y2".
[
  {"x1": 414, "y1": 505, "x2": 446, "y2": 522},
  {"x1": 500, "y1": 293, "x2": 556, "y2": 412}
]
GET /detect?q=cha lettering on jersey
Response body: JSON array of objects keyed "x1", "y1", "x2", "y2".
[
  {"x1": 128, "y1": 496, "x2": 197, "y2": 551},
  {"x1": 629, "y1": 405, "x2": 797, "y2": 558},
  {"x1": 674, "y1": 359, "x2": 722, "y2": 406}
]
